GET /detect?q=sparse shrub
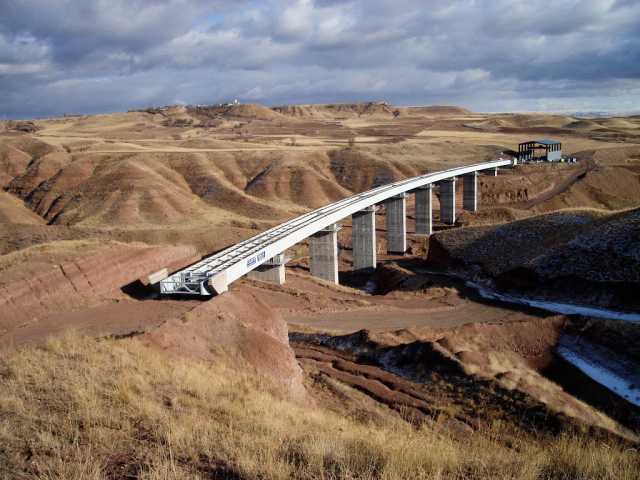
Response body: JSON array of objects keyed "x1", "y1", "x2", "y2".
[{"x1": 7, "y1": 120, "x2": 40, "y2": 133}]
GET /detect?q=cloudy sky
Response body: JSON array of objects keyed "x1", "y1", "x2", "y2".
[{"x1": 1, "y1": 0, "x2": 639, "y2": 118}]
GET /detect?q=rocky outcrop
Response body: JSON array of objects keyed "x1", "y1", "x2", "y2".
[
  {"x1": 273, "y1": 102, "x2": 397, "y2": 118},
  {"x1": 7, "y1": 121, "x2": 40, "y2": 133},
  {"x1": 142, "y1": 290, "x2": 308, "y2": 403}
]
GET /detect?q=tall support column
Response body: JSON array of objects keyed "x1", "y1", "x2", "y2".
[
  {"x1": 310, "y1": 224, "x2": 341, "y2": 284},
  {"x1": 439, "y1": 178, "x2": 456, "y2": 225},
  {"x1": 494, "y1": 167, "x2": 499, "y2": 176},
  {"x1": 414, "y1": 184, "x2": 433, "y2": 235},
  {"x1": 385, "y1": 193, "x2": 407, "y2": 254},
  {"x1": 247, "y1": 253, "x2": 287, "y2": 285},
  {"x1": 352, "y1": 206, "x2": 376, "y2": 272},
  {"x1": 462, "y1": 172, "x2": 478, "y2": 212}
]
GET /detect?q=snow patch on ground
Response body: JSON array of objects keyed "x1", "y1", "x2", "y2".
[
  {"x1": 363, "y1": 280, "x2": 377, "y2": 294},
  {"x1": 467, "y1": 281, "x2": 640, "y2": 323},
  {"x1": 557, "y1": 335, "x2": 640, "y2": 407}
]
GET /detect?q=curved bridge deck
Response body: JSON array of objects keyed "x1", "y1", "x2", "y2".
[{"x1": 159, "y1": 159, "x2": 514, "y2": 295}]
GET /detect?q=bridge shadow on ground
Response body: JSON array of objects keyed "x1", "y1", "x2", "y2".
[{"x1": 120, "y1": 279, "x2": 210, "y2": 302}]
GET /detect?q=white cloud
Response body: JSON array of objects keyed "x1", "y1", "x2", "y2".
[{"x1": 0, "y1": 0, "x2": 639, "y2": 118}]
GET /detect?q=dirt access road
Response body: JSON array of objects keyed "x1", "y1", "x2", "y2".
[
  {"x1": 238, "y1": 268, "x2": 553, "y2": 335},
  {"x1": 510, "y1": 159, "x2": 596, "y2": 210}
]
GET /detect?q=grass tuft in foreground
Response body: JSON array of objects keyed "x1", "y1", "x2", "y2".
[{"x1": 0, "y1": 332, "x2": 637, "y2": 479}]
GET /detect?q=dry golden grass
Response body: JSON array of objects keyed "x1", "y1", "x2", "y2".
[
  {"x1": 3, "y1": 106, "x2": 639, "y2": 236},
  {"x1": 413, "y1": 129, "x2": 613, "y2": 154},
  {"x1": 0, "y1": 332, "x2": 637, "y2": 479}
]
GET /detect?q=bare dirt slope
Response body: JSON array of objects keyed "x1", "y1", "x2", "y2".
[
  {"x1": 2, "y1": 103, "x2": 638, "y2": 240},
  {"x1": 0, "y1": 240, "x2": 199, "y2": 342},
  {"x1": 292, "y1": 316, "x2": 640, "y2": 441},
  {"x1": 0, "y1": 191, "x2": 45, "y2": 224},
  {"x1": 1, "y1": 102, "x2": 639, "y2": 348},
  {"x1": 428, "y1": 207, "x2": 640, "y2": 305},
  {"x1": 1, "y1": 104, "x2": 640, "y2": 467}
]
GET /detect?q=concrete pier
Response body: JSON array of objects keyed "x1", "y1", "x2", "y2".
[
  {"x1": 494, "y1": 167, "x2": 499, "y2": 176},
  {"x1": 352, "y1": 206, "x2": 377, "y2": 271},
  {"x1": 310, "y1": 224, "x2": 341, "y2": 283},
  {"x1": 462, "y1": 172, "x2": 478, "y2": 212},
  {"x1": 439, "y1": 178, "x2": 456, "y2": 225},
  {"x1": 414, "y1": 185, "x2": 433, "y2": 235},
  {"x1": 385, "y1": 193, "x2": 407, "y2": 254},
  {"x1": 247, "y1": 253, "x2": 286, "y2": 285}
]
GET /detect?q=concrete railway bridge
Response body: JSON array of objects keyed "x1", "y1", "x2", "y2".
[{"x1": 158, "y1": 159, "x2": 514, "y2": 296}]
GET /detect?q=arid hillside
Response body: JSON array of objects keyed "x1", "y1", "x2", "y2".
[
  {"x1": 1, "y1": 102, "x2": 639, "y2": 345},
  {"x1": 2, "y1": 103, "x2": 640, "y2": 257},
  {"x1": 1, "y1": 103, "x2": 640, "y2": 478},
  {"x1": 428, "y1": 207, "x2": 640, "y2": 309},
  {"x1": 2, "y1": 331, "x2": 638, "y2": 479}
]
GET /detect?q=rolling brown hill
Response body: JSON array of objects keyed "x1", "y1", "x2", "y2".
[
  {"x1": 0, "y1": 103, "x2": 638, "y2": 255},
  {"x1": 428, "y1": 207, "x2": 640, "y2": 309},
  {"x1": 1, "y1": 103, "x2": 640, "y2": 478}
]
